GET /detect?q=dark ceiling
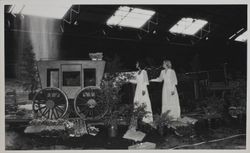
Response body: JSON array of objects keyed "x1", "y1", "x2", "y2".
[
  {"x1": 4, "y1": 5, "x2": 247, "y2": 74},
  {"x1": 5, "y1": 5, "x2": 247, "y2": 45}
]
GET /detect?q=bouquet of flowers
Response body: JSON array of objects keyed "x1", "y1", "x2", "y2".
[
  {"x1": 89, "y1": 52, "x2": 103, "y2": 60},
  {"x1": 114, "y1": 72, "x2": 136, "y2": 88}
]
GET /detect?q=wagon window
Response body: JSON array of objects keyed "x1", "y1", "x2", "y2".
[
  {"x1": 84, "y1": 69, "x2": 96, "y2": 87},
  {"x1": 63, "y1": 71, "x2": 81, "y2": 86},
  {"x1": 47, "y1": 69, "x2": 59, "y2": 87}
]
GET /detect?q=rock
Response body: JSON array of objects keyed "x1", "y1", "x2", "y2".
[
  {"x1": 128, "y1": 142, "x2": 156, "y2": 149},
  {"x1": 5, "y1": 131, "x2": 20, "y2": 148}
]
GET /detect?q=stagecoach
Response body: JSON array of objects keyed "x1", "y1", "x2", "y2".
[{"x1": 32, "y1": 59, "x2": 108, "y2": 121}]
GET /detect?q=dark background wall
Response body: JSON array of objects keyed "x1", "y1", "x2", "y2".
[{"x1": 5, "y1": 29, "x2": 247, "y2": 79}]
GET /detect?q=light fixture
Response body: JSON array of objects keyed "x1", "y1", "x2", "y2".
[
  {"x1": 106, "y1": 6, "x2": 155, "y2": 29},
  {"x1": 8, "y1": 4, "x2": 72, "y2": 19},
  {"x1": 235, "y1": 31, "x2": 247, "y2": 42},
  {"x1": 169, "y1": 17, "x2": 208, "y2": 35}
]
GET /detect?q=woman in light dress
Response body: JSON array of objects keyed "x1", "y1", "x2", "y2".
[
  {"x1": 130, "y1": 61, "x2": 153, "y2": 125},
  {"x1": 151, "y1": 60, "x2": 181, "y2": 120}
]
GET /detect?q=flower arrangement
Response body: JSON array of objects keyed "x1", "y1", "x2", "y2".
[
  {"x1": 89, "y1": 52, "x2": 103, "y2": 60},
  {"x1": 228, "y1": 106, "x2": 245, "y2": 118},
  {"x1": 29, "y1": 117, "x2": 73, "y2": 126}
]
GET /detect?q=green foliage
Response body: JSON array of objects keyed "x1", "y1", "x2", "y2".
[
  {"x1": 199, "y1": 97, "x2": 225, "y2": 119},
  {"x1": 100, "y1": 72, "x2": 135, "y2": 123},
  {"x1": 174, "y1": 125, "x2": 196, "y2": 137},
  {"x1": 104, "y1": 110, "x2": 121, "y2": 126},
  {"x1": 101, "y1": 72, "x2": 132, "y2": 126},
  {"x1": 226, "y1": 79, "x2": 246, "y2": 118},
  {"x1": 19, "y1": 43, "x2": 39, "y2": 92},
  {"x1": 153, "y1": 110, "x2": 174, "y2": 128},
  {"x1": 133, "y1": 102, "x2": 150, "y2": 120}
]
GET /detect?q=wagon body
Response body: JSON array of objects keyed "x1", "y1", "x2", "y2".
[{"x1": 37, "y1": 60, "x2": 105, "y2": 99}]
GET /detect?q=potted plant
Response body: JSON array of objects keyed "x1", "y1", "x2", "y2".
[
  {"x1": 153, "y1": 110, "x2": 174, "y2": 136},
  {"x1": 127, "y1": 102, "x2": 150, "y2": 131},
  {"x1": 100, "y1": 73, "x2": 121, "y2": 138},
  {"x1": 100, "y1": 71, "x2": 135, "y2": 137},
  {"x1": 104, "y1": 110, "x2": 121, "y2": 138}
]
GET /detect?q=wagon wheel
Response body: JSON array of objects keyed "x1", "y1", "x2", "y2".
[
  {"x1": 33, "y1": 87, "x2": 69, "y2": 119},
  {"x1": 74, "y1": 86, "x2": 108, "y2": 120}
]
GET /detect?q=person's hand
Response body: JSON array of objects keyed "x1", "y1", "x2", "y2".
[
  {"x1": 142, "y1": 90, "x2": 146, "y2": 95},
  {"x1": 171, "y1": 91, "x2": 175, "y2": 95}
]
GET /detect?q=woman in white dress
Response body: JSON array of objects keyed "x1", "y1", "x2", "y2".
[
  {"x1": 151, "y1": 60, "x2": 181, "y2": 120},
  {"x1": 130, "y1": 61, "x2": 153, "y2": 125}
]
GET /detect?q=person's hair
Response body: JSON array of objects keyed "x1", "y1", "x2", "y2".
[
  {"x1": 136, "y1": 60, "x2": 147, "y2": 70},
  {"x1": 163, "y1": 60, "x2": 172, "y2": 68}
]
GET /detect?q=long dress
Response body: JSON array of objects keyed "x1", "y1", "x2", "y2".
[
  {"x1": 131, "y1": 70, "x2": 153, "y2": 124},
  {"x1": 156, "y1": 69, "x2": 181, "y2": 120}
]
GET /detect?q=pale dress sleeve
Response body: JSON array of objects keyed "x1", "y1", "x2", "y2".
[
  {"x1": 151, "y1": 70, "x2": 164, "y2": 82},
  {"x1": 142, "y1": 70, "x2": 149, "y2": 86},
  {"x1": 170, "y1": 69, "x2": 178, "y2": 91}
]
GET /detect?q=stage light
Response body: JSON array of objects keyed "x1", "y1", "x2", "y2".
[
  {"x1": 169, "y1": 17, "x2": 208, "y2": 35},
  {"x1": 235, "y1": 31, "x2": 247, "y2": 42},
  {"x1": 106, "y1": 6, "x2": 155, "y2": 29},
  {"x1": 8, "y1": 4, "x2": 72, "y2": 19}
]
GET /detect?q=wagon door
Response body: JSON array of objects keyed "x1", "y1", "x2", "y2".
[{"x1": 61, "y1": 64, "x2": 82, "y2": 99}]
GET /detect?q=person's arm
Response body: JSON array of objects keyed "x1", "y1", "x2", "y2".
[
  {"x1": 150, "y1": 70, "x2": 163, "y2": 82},
  {"x1": 142, "y1": 70, "x2": 149, "y2": 95},
  {"x1": 170, "y1": 70, "x2": 178, "y2": 95},
  {"x1": 129, "y1": 73, "x2": 137, "y2": 84},
  {"x1": 143, "y1": 70, "x2": 149, "y2": 86},
  {"x1": 129, "y1": 79, "x2": 137, "y2": 84}
]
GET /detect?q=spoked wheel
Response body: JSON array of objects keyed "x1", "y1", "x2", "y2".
[
  {"x1": 74, "y1": 86, "x2": 108, "y2": 120},
  {"x1": 33, "y1": 87, "x2": 69, "y2": 119}
]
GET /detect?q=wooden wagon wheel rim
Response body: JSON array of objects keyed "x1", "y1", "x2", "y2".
[
  {"x1": 32, "y1": 87, "x2": 69, "y2": 119},
  {"x1": 74, "y1": 86, "x2": 108, "y2": 120}
]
